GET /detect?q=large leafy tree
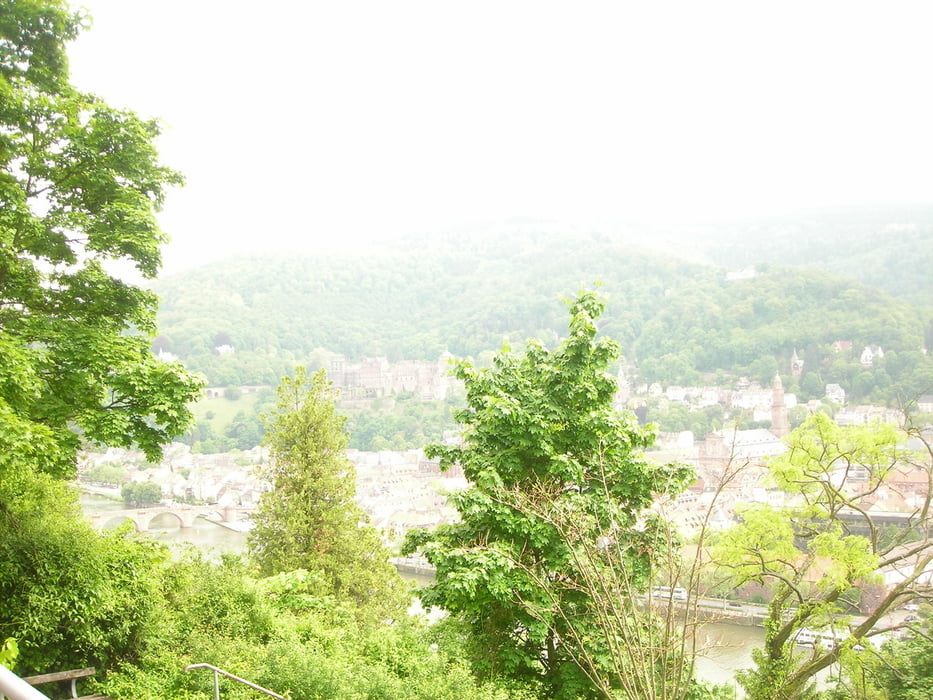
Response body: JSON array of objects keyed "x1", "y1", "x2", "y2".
[
  {"x1": 713, "y1": 414, "x2": 933, "y2": 700},
  {"x1": 0, "y1": 0, "x2": 202, "y2": 677},
  {"x1": 404, "y1": 292, "x2": 695, "y2": 699},
  {"x1": 249, "y1": 367, "x2": 407, "y2": 617},
  {"x1": 0, "y1": 0, "x2": 202, "y2": 486}
]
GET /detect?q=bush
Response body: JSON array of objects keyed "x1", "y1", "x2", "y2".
[{"x1": 0, "y1": 476, "x2": 167, "y2": 674}]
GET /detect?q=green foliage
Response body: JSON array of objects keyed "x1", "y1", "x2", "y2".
[
  {"x1": 0, "y1": 474, "x2": 168, "y2": 674},
  {"x1": 2, "y1": 517, "x2": 543, "y2": 700},
  {"x1": 735, "y1": 645, "x2": 818, "y2": 700},
  {"x1": 635, "y1": 268, "x2": 926, "y2": 400},
  {"x1": 81, "y1": 462, "x2": 127, "y2": 486},
  {"x1": 0, "y1": 0, "x2": 203, "y2": 483},
  {"x1": 251, "y1": 621, "x2": 542, "y2": 700},
  {"x1": 249, "y1": 367, "x2": 408, "y2": 617},
  {"x1": 182, "y1": 384, "x2": 461, "y2": 454},
  {"x1": 152, "y1": 230, "x2": 929, "y2": 404},
  {"x1": 88, "y1": 550, "x2": 541, "y2": 700},
  {"x1": 405, "y1": 292, "x2": 695, "y2": 698},
  {"x1": 159, "y1": 553, "x2": 275, "y2": 646},
  {"x1": 0, "y1": 637, "x2": 17, "y2": 669},
  {"x1": 343, "y1": 391, "x2": 462, "y2": 451},
  {"x1": 180, "y1": 390, "x2": 273, "y2": 452},
  {"x1": 121, "y1": 480, "x2": 163, "y2": 507},
  {"x1": 691, "y1": 205, "x2": 933, "y2": 308},
  {"x1": 861, "y1": 624, "x2": 933, "y2": 700},
  {"x1": 712, "y1": 414, "x2": 933, "y2": 699},
  {"x1": 0, "y1": 5, "x2": 208, "y2": 682}
]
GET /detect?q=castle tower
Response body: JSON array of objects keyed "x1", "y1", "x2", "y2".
[{"x1": 771, "y1": 372, "x2": 789, "y2": 437}]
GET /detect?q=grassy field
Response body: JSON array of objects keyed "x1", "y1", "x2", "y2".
[{"x1": 189, "y1": 392, "x2": 264, "y2": 433}]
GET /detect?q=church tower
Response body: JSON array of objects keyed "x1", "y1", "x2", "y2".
[
  {"x1": 790, "y1": 348, "x2": 804, "y2": 379},
  {"x1": 771, "y1": 372, "x2": 789, "y2": 437}
]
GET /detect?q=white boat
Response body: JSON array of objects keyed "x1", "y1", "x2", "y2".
[{"x1": 794, "y1": 627, "x2": 847, "y2": 649}]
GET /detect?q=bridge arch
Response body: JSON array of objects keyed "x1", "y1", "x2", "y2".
[
  {"x1": 88, "y1": 505, "x2": 255, "y2": 532},
  {"x1": 98, "y1": 514, "x2": 138, "y2": 531},
  {"x1": 143, "y1": 510, "x2": 188, "y2": 531}
]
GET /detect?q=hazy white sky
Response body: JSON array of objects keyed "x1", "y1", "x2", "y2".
[{"x1": 68, "y1": 1, "x2": 933, "y2": 274}]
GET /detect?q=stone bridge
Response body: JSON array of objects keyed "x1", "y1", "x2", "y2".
[{"x1": 89, "y1": 504, "x2": 255, "y2": 532}]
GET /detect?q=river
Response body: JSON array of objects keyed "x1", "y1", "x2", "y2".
[
  {"x1": 80, "y1": 492, "x2": 248, "y2": 555},
  {"x1": 80, "y1": 493, "x2": 772, "y2": 692}
]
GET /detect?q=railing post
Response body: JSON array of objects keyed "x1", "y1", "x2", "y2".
[{"x1": 184, "y1": 663, "x2": 285, "y2": 700}]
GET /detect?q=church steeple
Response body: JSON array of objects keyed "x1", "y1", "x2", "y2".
[
  {"x1": 771, "y1": 372, "x2": 789, "y2": 437},
  {"x1": 790, "y1": 348, "x2": 804, "y2": 378}
]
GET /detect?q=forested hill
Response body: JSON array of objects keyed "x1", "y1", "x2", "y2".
[
  {"x1": 153, "y1": 230, "x2": 701, "y2": 372},
  {"x1": 152, "y1": 226, "x2": 932, "y2": 401},
  {"x1": 630, "y1": 204, "x2": 933, "y2": 308}
]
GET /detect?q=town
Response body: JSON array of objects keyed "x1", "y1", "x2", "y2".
[{"x1": 79, "y1": 346, "x2": 932, "y2": 619}]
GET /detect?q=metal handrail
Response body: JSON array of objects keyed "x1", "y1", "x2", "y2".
[
  {"x1": 184, "y1": 663, "x2": 285, "y2": 700},
  {"x1": 0, "y1": 665, "x2": 51, "y2": 700}
]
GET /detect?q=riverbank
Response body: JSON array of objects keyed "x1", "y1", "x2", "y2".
[
  {"x1": 391, "y1": 555, "x2": 436, "y2": 577},
  {"x1": 78, "y1": 483, "x2": 122, "y2": 499}
]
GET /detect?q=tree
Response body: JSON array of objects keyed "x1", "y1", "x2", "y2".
[
  {"x1": 0, "y1": 0, "x2": 203, "y2": 486},
  {"x1": 857, "y1": 614, "x2": 933, "y2": 700},
  {"x1": 121, "y1": 480, "x2": 163, "y2": 508},
  {"x1": 404, "y1": 292, "x2": 696, "y2": 699},
  {"x1": 0, "y1": 2, "x2": 202, "y2": 678},
  {"x1": 799, "y1": 372, "x2": 824, "y2": 401},
  {"x1": 712, "y1": 413, "x2": 933, "y2": 699},
  {"x1": 81, "y1": 462, "x2": 127, "y2": 486},
  {"x1": 248, "y1": 367, "x2": 407, "y2": 617}
]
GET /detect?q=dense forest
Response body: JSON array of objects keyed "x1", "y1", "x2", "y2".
[{"x1": 152, "y1": 221, "x2": 932, "y2": 406}]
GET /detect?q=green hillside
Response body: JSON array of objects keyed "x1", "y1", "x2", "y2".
[
  {"x1": 152, "y1": 230, "x2": 698, "y2": 376},
  {"x1": 152, "y1": 225, "x2": 932, "y2": 405},
  {"x1": 651, "y1": 204, "x2": 933, "y2": 307}
]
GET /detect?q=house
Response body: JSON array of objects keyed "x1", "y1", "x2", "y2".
[
  {"x1": 731, "y1": 387, "x2": 773, "y2": 411},
  {"x1": 700, "y1": 428, "x2": 786, "y2": 462},
  {"x1": 825, "y1": 383, "x2": 846, "y2": 405},
  {"x1": 693, "y1": 387, "x2": 722, "y2": 409},
  {"x1": 726, "y1": 267, "x2": 757, "y2": 281},
  {"x1": 156, "y1": 348, "x2": 179, "y2": 362},
  {"x1": 886, "y1": 463, "x2": 931, "y2": 501},
  {"x1": 860, "y1": 345, "x2": 885, "y2": 367},
  {"x1": 877, "y1": 542, "x2": 933, "y2": 589},
  {"x1": 835, "y1": 405, "x2": 902, "y2": 427}
]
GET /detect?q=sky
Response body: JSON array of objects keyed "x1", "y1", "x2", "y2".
[{"x1": 67, "y1": 1, "x2": 933, "y2": 275}]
